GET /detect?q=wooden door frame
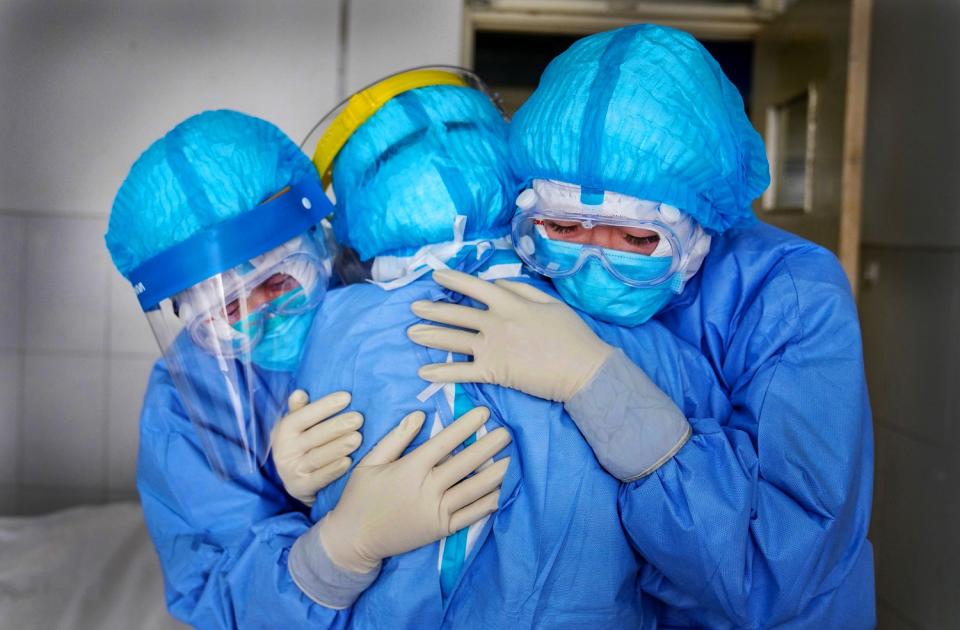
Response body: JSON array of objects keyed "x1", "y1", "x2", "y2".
[{"x1": 839, "y1": 0, "x2": 873, "y2": 298}]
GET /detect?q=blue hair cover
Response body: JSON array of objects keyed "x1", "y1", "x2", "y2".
[
  {"x1": 106, "y1": 109, "x2": 318, "y2": 277},
  {"x1": 331, "y1": 85, "x2": 514, "y2": 260},
  {"x1": 510, "y1": 25, "x2": 770, "y2": 233}
]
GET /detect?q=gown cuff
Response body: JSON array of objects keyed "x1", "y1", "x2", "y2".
[
  {"x1": 565, "y1": 348, "x2": 692, "y2": 482},
  {"x1": 288, "y1": 523, "x2": 381, "y2": 609}
]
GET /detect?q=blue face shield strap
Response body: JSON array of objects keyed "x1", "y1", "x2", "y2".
[
  {"x1": 128, "y1": 177, "x2": 332, "y2": 310},
  {"x1": 577, "y1": 28, "x2": 637, "y2": 205},
  {"x1": 395, "y1": 91, "x2": 473, "y2": 229}
]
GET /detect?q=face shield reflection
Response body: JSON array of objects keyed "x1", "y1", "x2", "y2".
[{"x1": 127, "y1": 181, "x2": 335, "y2": 479}]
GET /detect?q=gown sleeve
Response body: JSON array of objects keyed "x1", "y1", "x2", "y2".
[
  {"x1": 618, "y1": 250, "x2": 874, "y2": 627},
  {"x1": 137, "y1": 363, "x2": 353, "y2": 629}
]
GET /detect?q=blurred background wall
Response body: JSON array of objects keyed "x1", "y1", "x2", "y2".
[
  {"x1": 0, "y1": 1, "x2": 958, "y2": 628},
  {"x1": 0, "y1": 0, "x2": 463, "y2": 514},
  {"x1": 859, "y1": 1, "x2": 960, "y2": 627}
]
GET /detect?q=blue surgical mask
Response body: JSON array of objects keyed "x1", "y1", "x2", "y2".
[
  {"x1": 539, "y1": 238, "x2": 680, "y2": 326},
  {"x1": 232, "y1": 291, "x2": 317, "y2": 372}
]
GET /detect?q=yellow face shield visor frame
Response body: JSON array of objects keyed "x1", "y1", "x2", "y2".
[{"x1": 302, "y1": 66, "x2": 498, "y2": 189}]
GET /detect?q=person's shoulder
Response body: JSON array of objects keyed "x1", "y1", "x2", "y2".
[
  {"x1": 321, "y1": 282, "x2": 388, "y2": 310},
  {"x1": 714, "y1": 221, "x2": 851, "y2": 296},
  {"x1": 709, "y1": 222, "x2": 858, "y2": 337}
]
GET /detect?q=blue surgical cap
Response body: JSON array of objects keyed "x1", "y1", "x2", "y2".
[
  {"x1": 106, "y1": 109, "x2": 318, "y2": 277},
  {"x1": 510, "y1": 25, "x2": 770, "y2": 234},
  {"x1": 331, "y1": 85, "x2": 514, "y2": 261}
]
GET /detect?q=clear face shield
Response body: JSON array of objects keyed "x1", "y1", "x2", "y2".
[
  {"x1": 300, "y1": 65, "x2": 502, "y2": 283},
  {"x1": 128, "y1": 181, "x2": 335, "y2": 478}
]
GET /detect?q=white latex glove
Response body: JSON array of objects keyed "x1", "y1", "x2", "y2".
[
  {"x1": 407, "y1": 268, "x2": 615, "y2": 403},
  {"x1": 271, "y1": 390, "x2": 364, "y2": 506},
  {"x1": 317, "y1": 406, "x2": 511, "y2": 574}
]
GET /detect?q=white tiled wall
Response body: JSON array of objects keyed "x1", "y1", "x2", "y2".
[
  {"x1": 0, "y1": 214, "x2": 161, "y2": 514},
  {"x1": 24, "y1": 217, "x2": 110, "y2": 353},
  {"x1": 0, "y1": 0, "x2": 464, "y2": 515}
]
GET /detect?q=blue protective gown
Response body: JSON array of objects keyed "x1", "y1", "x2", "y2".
[
  {"x1": 138, "y1": 267, "x2": 720, "y2": 629},
  {"x1": 292, "y1": 254, "x2": 728, "y2": 629},
  {"x1": 137, "y1": 334, "x2": 352, "y2": 628},
  {"x1": 623, "y1": 222, "x2": 876, "y2": 628},
  {"x1": 137, "y1": 223, "x2": 873, "y2": 629}
]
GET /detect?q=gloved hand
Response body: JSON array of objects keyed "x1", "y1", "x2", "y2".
[
  {"x1": 407, "y1": 268, "x2": 615, "y2": 402},
  {"x1": 316, "y1": 406, "x2": 511, "y2": 574},
  {"x1": 271, "y1": 390, "x2": 364, "y2": 506}
]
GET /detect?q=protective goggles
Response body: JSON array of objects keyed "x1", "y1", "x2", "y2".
[
  {"x1": 173, "y1": 236, "x2": 329, "y2": 358},
  {"x1": 512, "y1": 211, "x2": 684, "y2": 288},
  {"x1": 301, "y1": 65, "x2": 501, "y2": 191}
]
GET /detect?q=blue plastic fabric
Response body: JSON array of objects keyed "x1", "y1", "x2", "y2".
[
  {"x1": 509, "y1": 25, "x2": 770, "y2": 234},
  {"x1": 620, "y1": 222, "x2": 876, "y2": 628},
  {"x1": 294, "y1": 265, "x2": 709, "y2": 628},
  {"x1": 331, "y1": 85, "x2": 514, "y2": 260},
  {"x1": 106, "y1": 109, "x2": 318, "y2": 277},
  {"x1": 136, "y1": 334, "x2": 350, "y2": 628},
  {"x1": 137, "y1": 223, "x2": 874, "y2": 627}
]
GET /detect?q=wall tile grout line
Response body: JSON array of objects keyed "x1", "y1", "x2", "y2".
[
  {"x1": 14, "y1": 216, "x2": 28, "y2": 514},
  {"x1": 337, "y1": 0, "x2": 350, "y2": 102},
  {"x1": 102, "y1": 232, "x2": 113, "y2": 504}
]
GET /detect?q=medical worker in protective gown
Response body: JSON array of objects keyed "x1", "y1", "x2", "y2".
[
  {"x1": 105, "y1": 110, "x2": 511, "y2": 628},
  {"x1": 409, "y1": 25, "x2": 876, "y2": 628},
  {"x1": 277, "y1": 67, "x2": 738, "y2": 627}
]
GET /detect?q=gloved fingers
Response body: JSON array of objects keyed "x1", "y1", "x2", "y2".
[
  {"x1": 300, "y1": 411, "x2": 364, "y2": 452},
  {"x1": 411, "y1": 300, "x2": 486, "y2": 331},
  {"x1": 303, "y1": 431, "x2": 362, "y2": 471},
  {"x1": 418, "y1": 361, "x2": 485, "y2": 384},
  {"x1": 287, "y1": 389, "x2": 310, "y2": 412},
  {"x1": 412, "y1": 406, "x2": 490, "y2": 466},
  {"x1": 448, "y1": 489, "x2": 501, "y2": 533},
  {"x1": 433, "y1": 427, "x2": 512, "y2": 488},
  {"x1": 442, "y1": 457, "x2": 510, "y2": 513},
  {"x1": 431, "y1": 268, "x2": 512, "y2": 309},
  {"x1": 306, "y1": 456, "x2": 352, "y2": 491},
  {"x1": 278, "y1": 391, "x2": 352, "y2": 436},
  {"x1": 361, "y1": 410, "x2": 426, "y2": 466},
  {"x1": 493, "y1": 279, "x2": 559, "y2": 305},
  {"x1": 406, "y1": 324, "x2": 477, "y2": 355}
]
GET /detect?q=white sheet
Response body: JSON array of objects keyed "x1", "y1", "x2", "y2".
[{"x1": 0, "y1": 502, "x2": 185, "y2": 630}]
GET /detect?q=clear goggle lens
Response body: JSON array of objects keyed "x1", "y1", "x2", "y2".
[{"x1": 511, "y1": 212, "x2": 683, "y2": 288}]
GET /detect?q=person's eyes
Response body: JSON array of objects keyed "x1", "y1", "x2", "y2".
[
  {"x1": 623, "y1": 233, "x2": 660, "y2": 247},
  {"x1": 264, "y1": 273, "x2": 296, "y2": 292},
  {"x1": 544, "y1": 220, "x2": 579, "y2": 235},
  {"x1": 225, "y1": 300, "x2": 241, "y2": 323}
]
